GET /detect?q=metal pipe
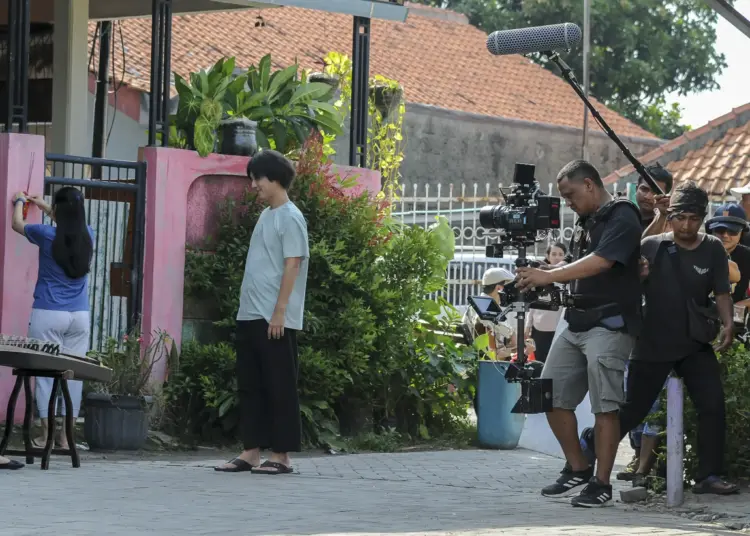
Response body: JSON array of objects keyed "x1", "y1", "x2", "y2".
[
  {"x1": 161, "y1": 1, "x2": 173, "y2": 147},
  {"x1": 92, "y1": 21, "x2": 112, "y2": 159},
  {"x1": 581, "y1": 0, "x2": 591, "y2": 161},
  {"x1": 148, "y1": 0, "x2": 161, "y2": 146}
]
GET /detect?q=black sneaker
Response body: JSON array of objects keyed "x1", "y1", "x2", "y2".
[
  {"x1": 541, "y1": 465, "x2": 594, "y2": 498},
  {"x1": 571, "y1": 477, "x2": 614, "y2": 508}
]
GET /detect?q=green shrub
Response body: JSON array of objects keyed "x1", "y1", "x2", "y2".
[
  {"x1": 177, "y1": 134, "x2": 478, "y2": 448},
  {"x1": 682, "y1": 343, "x2": 750, "y2": 481},
  {"x1": 162, "y1": 341, "x2": 239, "y2": 445}
]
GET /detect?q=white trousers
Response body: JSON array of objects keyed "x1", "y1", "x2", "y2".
[{"x1": 28, "y1": 309, "x2": 90, "y2": 419}]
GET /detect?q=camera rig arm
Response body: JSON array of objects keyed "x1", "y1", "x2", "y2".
[{"x1": 543, "y1": 51, "x2": 665, "y2": 197}]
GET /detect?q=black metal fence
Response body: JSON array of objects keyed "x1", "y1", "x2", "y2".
[{"x1": 43, "y1": 154, "x2": 147, "y2": 352}]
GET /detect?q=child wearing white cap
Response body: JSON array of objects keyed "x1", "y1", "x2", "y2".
[{"x1": 463, "y1": 266, "x2": 521, "y2": 359}]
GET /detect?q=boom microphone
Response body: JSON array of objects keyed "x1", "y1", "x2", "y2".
[{"x1": 486, "y1": 23, "x2": 582, "y2": 56}]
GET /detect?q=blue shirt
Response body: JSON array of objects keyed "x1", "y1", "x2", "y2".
[{"x1": 24, "y1": 224, "x2": 95, "y2": 312}]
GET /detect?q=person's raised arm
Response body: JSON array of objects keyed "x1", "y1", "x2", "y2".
[{"x1": 10, "y1": 193, "x2": 26, "y2": 235}]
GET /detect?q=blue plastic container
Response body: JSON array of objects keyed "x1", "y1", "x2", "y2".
[{"x1": 477, "y1": 360, "x2": 526, "y2": 449}]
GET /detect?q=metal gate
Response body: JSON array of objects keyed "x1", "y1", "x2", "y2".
[{"x1": 43, "y1": 154, "x2": 147, "y2": 352}]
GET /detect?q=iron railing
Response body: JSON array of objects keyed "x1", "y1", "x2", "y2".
[{"x1": 43, "y1": 154, "x2": 146, "y2": 352}]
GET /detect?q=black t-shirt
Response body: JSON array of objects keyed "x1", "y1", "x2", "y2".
[
  {"x1": 641, "y1": 214, "x2": 654, "y2": 232},
  {"x1": 572, "y1": 202, "x2": 643, "y2": 335},
  {"x1": 730, "y1": 244, "x2": 750, "y2": 302},
  {"x1": 634, "y1": 233, "x2": 730, "y2": 361}
]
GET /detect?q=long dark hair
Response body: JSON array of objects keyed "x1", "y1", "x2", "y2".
[{"x1": 51, "y1": 187, "x2": 93, "y2": 279}]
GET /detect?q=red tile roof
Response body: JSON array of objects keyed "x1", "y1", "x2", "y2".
[
  {"x1": 92, "y1": 4, "x2": 655, "y2": 139},
  {"x1": 602, "y1": 103, "x2": 750, "y2": 200}
]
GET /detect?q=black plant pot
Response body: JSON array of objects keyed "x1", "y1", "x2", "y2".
[
  {"x1": 219, "y1": 118, "x2": 259, "y2": 157},
  {"x1": 83, "y1": 393, "x2": 150, "y2": 451},
  {"x1": 371, "y1": 85, "x2": 403, "y2": 119}
]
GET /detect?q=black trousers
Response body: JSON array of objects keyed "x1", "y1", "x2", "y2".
[
  {"x1": 236, "y1": 319, "x2": 302, "y2": 453},
  {"x1": 618, "y1": 349, "x2": 725, "y2": 482},
  {"x1": 531, "y1": 327, "x2": 555, "y2": 363}
]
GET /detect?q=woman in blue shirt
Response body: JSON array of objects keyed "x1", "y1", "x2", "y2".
[{"x1": 8, "y1": 187, "x2": 94, "y2": 462}]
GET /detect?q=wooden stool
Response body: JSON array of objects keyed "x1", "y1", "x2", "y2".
[{"x1": 0, "y1": 369, "x2": 80, "y2": 470}]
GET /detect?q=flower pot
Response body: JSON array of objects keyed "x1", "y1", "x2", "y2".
[
  {"x1": 219, "y1": 118, "x2": 259, "y2": 157},
  {"x1": 371, "y1": 85, "x2": 403, "y2": 119},
  {"x1": 83, "y1": 392, "x2": 150, "y2": 451}
]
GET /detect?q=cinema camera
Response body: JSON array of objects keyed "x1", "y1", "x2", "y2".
[{"x1": 469, "y1": 163, "x2": 568, "y2": 415}]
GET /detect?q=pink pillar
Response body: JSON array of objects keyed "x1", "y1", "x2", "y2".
[
  {"x1": 0, "y1": 134, "x2": 46, "y2": 422},
  {"x1": 139, "y1": 147, "x2": 381, "y2": 382},
  {"x1": 139, "y1": 148, "x2": 250, "y2": 381}
]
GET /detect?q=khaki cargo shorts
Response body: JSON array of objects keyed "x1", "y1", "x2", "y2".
[{"x1": 540, "y1": 327, "x2": 634, "y2": 414}]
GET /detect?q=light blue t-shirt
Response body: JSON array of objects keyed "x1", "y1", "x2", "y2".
[
  {"x1": 237, "y1": 201, "x2": 309, "y2": 330},
  {"x1": 24, "y1": 224, "x2": 95, "y2": 312}
]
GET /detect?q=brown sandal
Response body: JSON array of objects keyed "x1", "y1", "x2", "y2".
[{"x1": 250, "y1": 460, "x2": 294, "y2": 475}]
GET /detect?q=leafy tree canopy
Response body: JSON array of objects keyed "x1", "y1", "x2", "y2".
[{"x1": 411, "y1": 0, "x2": 728, "y2": 138}]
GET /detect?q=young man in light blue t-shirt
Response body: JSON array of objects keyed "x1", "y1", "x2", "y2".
[{"x1": 215, "y1": 150, "x2": 309, "y2": 475}]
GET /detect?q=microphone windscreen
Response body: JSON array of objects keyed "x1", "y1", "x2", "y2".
[{"x1": 486, "y1": 23, "x2": 582, "y2": 56}]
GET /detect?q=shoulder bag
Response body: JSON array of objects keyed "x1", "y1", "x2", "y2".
[{"x1": 665, "y1": 242, "x2": 721, "y2": 344}]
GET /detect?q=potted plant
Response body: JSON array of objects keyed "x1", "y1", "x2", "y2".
[
  {"x1": 370, "y1": 75, "x2": 403, "y2": 120},
  {"x1": 83, "y1": 329, "x2": 171, "y2": 451},
  {"x1": 218, "y1": 117, "x2": 259, "y2": 157},
  {"x1": 225, "y1": 54, "x2": 344, "y2": 153},
  {"x1": 172, "y1": 57, "x2": 242, "y2": 157}
]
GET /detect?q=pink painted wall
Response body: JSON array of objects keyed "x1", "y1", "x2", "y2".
[
  {"x1": 185, "y1": 163, "x2": 382, "y2": 249},
  {"x1": 141, "y1": 147, "x2": 381, "y2": 381},
  {"x1": 0, "y1": 134, "x2": 46, "y2": 422}
]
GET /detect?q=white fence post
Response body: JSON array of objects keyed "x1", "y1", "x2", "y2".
[{"x1": 666, "y1": 376, "x2": 684, "y2": 508}]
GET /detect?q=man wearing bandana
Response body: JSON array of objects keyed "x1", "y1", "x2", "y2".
[{"x1": 582, "y1": 181, "x2": 738, "y2": 495}]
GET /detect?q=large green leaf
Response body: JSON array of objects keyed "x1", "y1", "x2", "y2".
[
  {"x1": 258, "y1": 54, "x2": 271, "y2": 92},
  {"x1": 221, "y1": 56, "x2": 236, "y2": 77},
  {"x1": 254, "y1": 128, "x2": 270, "y2": 149},
  {"x1": 267, "y1": 64, "x2": 298, "y2": 103},
  {"x1": 288, "y1": 82, "x2": 337, "y2": 106},
  {"x1": 428, "y1": 216, "x2": 455, "y2": 261},
  {"x1": 247, "y1": 104, "x2": 274, "y2": 122},
  {"x1": 311, "y1": 109, "x2": 344, "y2": 135},
  {"x1": 193, "y1": 116, "x2": 216, "y2": 157},
  {"x1": 272, "y1": 120, "x2": 289, "y2": 154}
]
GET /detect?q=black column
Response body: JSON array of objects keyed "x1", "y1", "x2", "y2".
[
  {"x1": 148, "y1": 0, "x2": 173, "y2": 147},
  {"x1": 5, "y1": 0, "x2": 31, "y2": 132},
  {"x1": 92, "y1": 21, "x2": 111, "y2": 158},
  {"x1": 349, "y1": 16, "x2": 371, "y2": 168}
]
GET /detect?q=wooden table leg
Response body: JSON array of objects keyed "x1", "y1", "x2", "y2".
[
  {"x1": 22, "y1": 375, "x2": 34, "y2": 464},
  {"x1": 41, "y1": 377, "x2": 59, "y2": 470},
  {"x1": 0, "y1": 376, "x2": 23, "y2": 455},
  {"x1": 60, "y1": 379, "x2": 80, "y2": 468}
]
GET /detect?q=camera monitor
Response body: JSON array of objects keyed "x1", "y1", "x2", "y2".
[{"x1": 468, "y1": 295, "x2": 502, "y2": 321}]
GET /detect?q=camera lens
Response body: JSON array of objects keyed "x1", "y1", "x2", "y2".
[{"x1": 479, "y1": 205, "x2": 500, "y2": 229}]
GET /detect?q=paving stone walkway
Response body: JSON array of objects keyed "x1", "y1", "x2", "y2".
[{"x1": 1, "y1": 447, "x2": 745, "y2": 535}]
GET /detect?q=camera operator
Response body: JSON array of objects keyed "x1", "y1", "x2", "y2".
[
  {"x1": 515, "y1": 160, "x2": 643, "y2": 508},
  {"x1": 580, "y1": 182, "x2": 737, "y2": 495}
]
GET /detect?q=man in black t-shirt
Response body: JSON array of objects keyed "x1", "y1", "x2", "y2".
[
  {"x1": 635, "y1": 163, "x2": 672, "y2": 235},
  {"x1": 581, "y1": 181, "x2": 738, "y2": 495},
  {"x1": 516, "y1": 160, "x2": 642, "y2": 507}
]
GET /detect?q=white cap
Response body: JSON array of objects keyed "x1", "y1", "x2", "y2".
[
  {"x1": 730, "y1": 183, "x2": 750, "y2": 197},
  {"x1": 481, "y1": 267, "x2": 514, "y2": 286}
]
